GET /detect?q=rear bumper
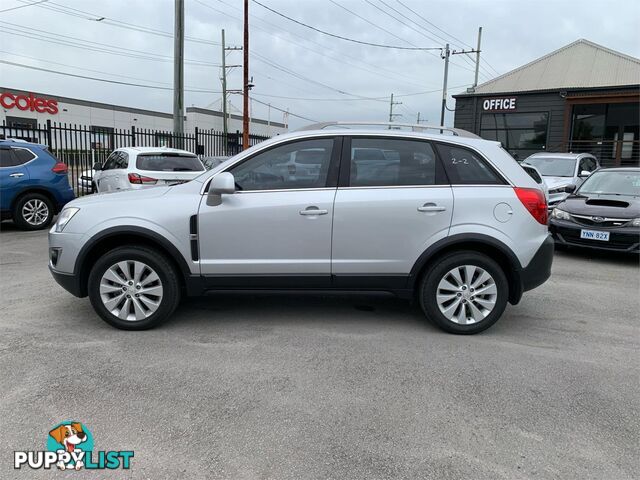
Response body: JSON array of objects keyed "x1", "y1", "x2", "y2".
[
  {"x1": 520, "y1": 234, "x2": 554, "y2": 292},
  {"x1": 550, "y1": 220, "x2": 640, "y2": 253}
]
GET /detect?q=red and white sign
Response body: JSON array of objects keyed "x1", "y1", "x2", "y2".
[
  {"x1": 482, "y1": 97, "x2": 517, "y2": 112},
  {"x1": 0, "y1": 92, "x2": 58, "y2": 114}
]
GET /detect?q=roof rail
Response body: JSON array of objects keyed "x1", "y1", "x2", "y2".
[{"x1": 296, "y1": 121, "x2": 480, "y2": 138}]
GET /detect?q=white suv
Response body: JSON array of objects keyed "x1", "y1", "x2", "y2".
[
  {"x1": 93, "y1": 147, "x2": 205, "y2": 192},
  {"x1": 49, "y1": 123, "x2": 553, "y2": 334}
]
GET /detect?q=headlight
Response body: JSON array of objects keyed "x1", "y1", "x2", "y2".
[
  {"x1": 549, "y1": 186, "x2": 567, "y2": 195},
  {"x1": 551, "y1": 208, "x2": 571, "y2": 221},
  {"x1": 631, "y1": 218, "x2": 640, "y2": 227},
  {"x1": 55, "y1": 207, "x2": 79, "y2": 232}
]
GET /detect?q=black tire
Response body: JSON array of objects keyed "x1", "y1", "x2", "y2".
[
  {"x1": 88, "y1": 246, "x2": 181, "y2": 330},
  {"x1": 13, "y1": 193, "x2": 54, "y2": 230},
  {"x1": 418, "y1": 251, "x2": 509, "y2": 335}
]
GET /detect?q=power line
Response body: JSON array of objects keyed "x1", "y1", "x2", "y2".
[
  {"x1": 16, "y1": 0, "x2": 221, "y2": 46},
  {"x1": 0, "y1": 60, "x2": 221, "y2": 93},
  {"x1": 0, "y1": 51, "x2": 175, "y2": 85},
  {"x1": 0, "y1": 22, "x2": 221, "y2": 66},
  {"x1": 250, "y1": 96, "x2": 318, "y2": 123},
  {"x1": 205, "y1": 0, "x2": 430, "y2": 88},
  {"x1": 327, "y1": 0, "x2": 418, "y2": 48},
  {"x1": 250, "y1": 85, "x2": 470, "y2": 102},
  {"x1": 251, "y1": 0, "x2": 441, "y2": 51},
  {"x1": 394, "y1": 0, "x2": 474, "y2": 49},
  {"x1": 0, "y1": 0, "x2": 48, "y2": 14}
]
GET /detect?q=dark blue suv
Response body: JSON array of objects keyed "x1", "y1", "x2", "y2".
[{"x1": 0, "y1": 139, "x2": 75, "y2": 230}]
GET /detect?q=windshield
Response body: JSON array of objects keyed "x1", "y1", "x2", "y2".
[
  {"x1": 136, "y1": 153, "x2": 204, "y2": 172},
  {"x1": 578, "y1": 170, "x2": 640, "y2": 197},
  {"x1": 525, "y1": 157, "x2": 576, "y2": 177}
]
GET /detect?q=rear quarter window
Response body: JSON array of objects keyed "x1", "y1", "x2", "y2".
[
  {"x1": 436, "y1": 143, "x2": 505, "y2": 185},
  {"x1": 11, "y1": 148, "x2": 37, "y2": 164},
  {"x1": 136, "y1": 153, "x2": 204, "y2": 172}
]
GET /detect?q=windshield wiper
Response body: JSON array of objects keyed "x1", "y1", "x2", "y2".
[{"x1": 172, "y1": 167, "x2": 194, "y2": 171}]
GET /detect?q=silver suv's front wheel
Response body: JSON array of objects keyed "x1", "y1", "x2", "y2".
[
  {"x1": 88, "y1": 246, "x2": 180, "y2": 330},
  {"x1": 419, "y1": 251, "x2": 508, "y2": 334}
]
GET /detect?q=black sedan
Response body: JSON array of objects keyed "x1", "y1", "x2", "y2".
[{"x1": 549, "y1": 167, "x2": 640, "y2": 253}]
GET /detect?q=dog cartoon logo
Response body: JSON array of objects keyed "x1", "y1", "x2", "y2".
[{"x1": 48, "y1": 422, "x2": 91, "y2": 470}]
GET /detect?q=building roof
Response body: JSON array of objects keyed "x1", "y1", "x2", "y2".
[{"x1": 458, "y1": 39, "x2": 640, "y2": 96}]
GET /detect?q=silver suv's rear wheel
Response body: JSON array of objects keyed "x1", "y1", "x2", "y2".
[
  {"x1": 419, "y1": 251, "x2": 508, "y2": 334},
  {"x1": 436, "y1": 265, "x2": 497, "y2": 325},
  {"x1": 88, "y1": 246, "x2": 180, "y2": 330}
]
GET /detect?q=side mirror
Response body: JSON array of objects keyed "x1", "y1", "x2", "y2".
[
  {"x1": 92, "y1": 162, "x2": 102, "y2": 171},
  {"x1": 579, "y1": 170, "x2": 591, "y2": 177},
  {"x1": 207, "y1": 172, "x2": 235, "y2": 206},
  {"x1": 565, "y1": 184, "x2": 577, "y2": 194}
]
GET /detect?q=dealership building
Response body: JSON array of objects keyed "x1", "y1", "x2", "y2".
[
  {"x1": 453, "y1": 39, "x2": 640, "y2": 166},
  {"x1": 0, "y1": 87, "x2": 288, "y2": 139}
]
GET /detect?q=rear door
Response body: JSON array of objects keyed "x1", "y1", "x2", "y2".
[
  {"x1": 331, "y1": 136, "x2": 453, "y2": 282},
  {"x1": 0, "y1": 147, "x2": 31, "y2": 212}
]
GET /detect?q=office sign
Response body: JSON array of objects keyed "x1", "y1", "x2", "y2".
[{"x1": 482, "y1": 97, "x2": 517, "y2": 112}]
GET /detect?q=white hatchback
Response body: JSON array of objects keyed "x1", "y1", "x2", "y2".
[{"x1": 93, "y1": 147, "x2": 205, "y2": 192}]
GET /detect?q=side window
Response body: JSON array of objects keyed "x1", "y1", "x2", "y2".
[
  {"x1": 102, "y1": 152, "x2": 119, "y2": 170},
  {"x1": 114, "y1": 152, "x2": 128, "y2": 169},
  {"x1": 435, "y1": 143, "x2": 505, "y2": 185},
  {"x1": 11, "y1": 148, "x2": 36, "y2": 165},
  {"x1": 579, "y1": 157, "x2": 597, "y2": 173},
  {"x1": 349, "y1": 138, "x2": 442, "y2": 187},
  {"x1": 229, "y1": 138, "x2": 334, "y2": 191},
  {"x1": 0, "y1": 149, "x2": 18, "y2": 167}
]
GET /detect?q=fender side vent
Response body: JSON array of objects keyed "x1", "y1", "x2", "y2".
[{"x1": 189, "y1": 214, "x2": 199, "y2": 261}]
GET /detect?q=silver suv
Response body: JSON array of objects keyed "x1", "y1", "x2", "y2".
[{"x1": 49, "y1": 123, "x2": 553, "y2": 334}]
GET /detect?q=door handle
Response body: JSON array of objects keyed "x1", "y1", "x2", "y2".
[
  {"x1": 299, "y1": 207, "x2": 328, "y2": 216},
  {"x1": 417, "y1": 203, "x2": 446, "y2": 212},
  {"x1": 9, "y1": 173, "x2": 24, "y2": 178}
]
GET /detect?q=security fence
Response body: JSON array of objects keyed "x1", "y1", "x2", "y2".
[{"x1": 1, "y1": 120, "x2": 270, "y2": 196}]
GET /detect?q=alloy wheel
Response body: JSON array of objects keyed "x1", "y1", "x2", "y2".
[
  {"x1": 99, "y1": 260, "x2": 164, "y2": 321},
  {"x1": 22, "y1": 199, "x2": 49, "y2": 226},
  {"x1": 436, "y1": 265, "x2": 497, "y2": 325}
]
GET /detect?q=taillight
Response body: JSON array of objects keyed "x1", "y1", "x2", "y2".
[
  {"x1": 51, "y1": 162, "x2": 68, "y2": 174},
  {"x1": 128, "y1": 173, "x2": 158, "y2": 185},
  {"x1": 514, "y1": 187, "x2": 548, "y2": 225}
]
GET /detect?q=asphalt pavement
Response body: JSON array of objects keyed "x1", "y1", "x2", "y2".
[{"x1": 1, "y1": 224, "x2": 638, "y2": 479}]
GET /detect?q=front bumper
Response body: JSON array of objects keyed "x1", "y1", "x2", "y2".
[
  {"x1": 549, "y1": 219, "x2": 640, "y2": 253},
  {"x1": 49, "y1": 266, "x2": 85, "y2": 297}
]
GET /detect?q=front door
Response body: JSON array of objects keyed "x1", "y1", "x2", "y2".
[
  {"x1": 197, "y1": 137, "x2": 340, "y2": 284},
  {"x1": 331, "y1": 137, "x2": 453, "y2": 280},
  {"x1": 0, "y1": 147, "x2": 30, "y2": 212}
]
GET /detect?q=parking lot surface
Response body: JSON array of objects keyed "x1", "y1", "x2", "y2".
[{"x1": 1, "y1": 225, "x2": 638, "y2": 479}]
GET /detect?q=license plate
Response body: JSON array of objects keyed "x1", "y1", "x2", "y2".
[{"x1": 580, "y1": 229, "x2": 610, "y2": 241}]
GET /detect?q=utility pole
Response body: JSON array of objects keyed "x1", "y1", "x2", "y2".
[
  {"x1": 474, "y1": 27, "x2": 483, "y2": 88},
  {"x1": 388, "y1": 93, "x2": 402, "y2": 128},
  {"x1": 439, "y1": 43, "x2": 450, "y2": 127},
  {"x1": 173, "y1": 0, "x2": 185, "y2": 142},
  {"x1": 440, "y1": 41, "x2": 481, "y2": 126},
  {"x1": 221, "y1": 29, "x2": 228, "y2": 149},
  {"x1": 242, "y1": 0, "x2": 249, "y2": 150}
]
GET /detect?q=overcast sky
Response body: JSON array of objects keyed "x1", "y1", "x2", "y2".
[{"x1": 1, "y1": 0, "x2": 639, "y2": 130}]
